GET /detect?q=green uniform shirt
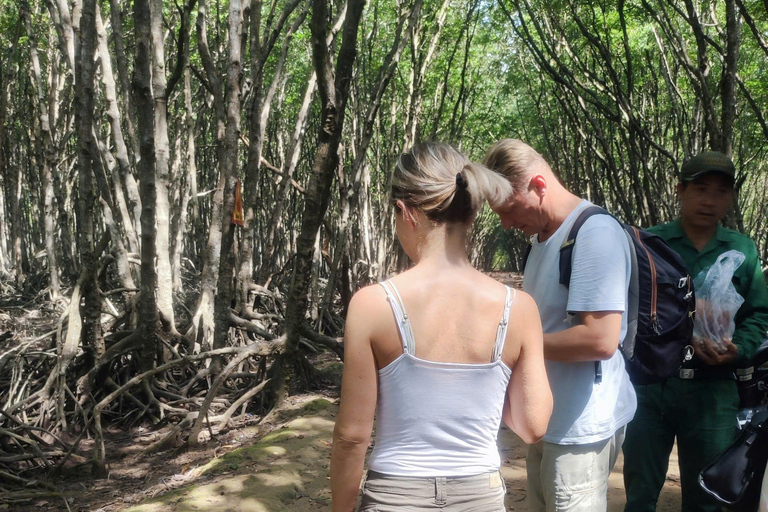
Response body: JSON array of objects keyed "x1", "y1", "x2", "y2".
[{"x1": 648, "y1": 219, "x2": 768, "y2": 365}]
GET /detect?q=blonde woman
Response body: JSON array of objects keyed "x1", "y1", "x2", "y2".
[{"x1": 330, "y1": 142, "x2": 553, "y2": 511}]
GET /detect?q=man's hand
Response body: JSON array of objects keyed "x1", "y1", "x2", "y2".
[{"x1": 694, "y1": 337, "x2": 738, "y2": 366}]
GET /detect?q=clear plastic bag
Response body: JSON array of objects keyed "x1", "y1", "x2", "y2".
[{"x1": 693, "y1": 250, "x2": 746, "y2": 354}]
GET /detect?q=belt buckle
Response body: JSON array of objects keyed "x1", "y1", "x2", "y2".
[{"x1": 679, "y1": 368, "x2": 695, "y2": 380}]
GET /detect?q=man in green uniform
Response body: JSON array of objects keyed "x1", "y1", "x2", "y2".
[{"x1": 623, "y1": 150, "x2": 768, "y2": 512}]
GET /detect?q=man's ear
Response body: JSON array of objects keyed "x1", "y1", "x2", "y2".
[{"x1": 531, "y1": 175, "x2": 547, "y2": 198}]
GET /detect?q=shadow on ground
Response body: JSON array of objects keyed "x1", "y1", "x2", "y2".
[
  {"x1": 124, "y1": 398, "x2": 336, "y2": 512},
  {"x1": 122, "y1": 398, "x2": 682, "y2": 512}
]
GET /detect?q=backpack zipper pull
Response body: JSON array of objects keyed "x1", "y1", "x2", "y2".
[{"x1": 652, "y1": 313, "x2": 661, "y2": 336}]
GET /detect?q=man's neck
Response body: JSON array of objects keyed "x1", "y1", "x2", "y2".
[
  {"x1": 538, "y1": 191, "x2": 584, "y2": 242},
  {"x1": 680, "y1": 217, "x2": 717, "y2": 251}
]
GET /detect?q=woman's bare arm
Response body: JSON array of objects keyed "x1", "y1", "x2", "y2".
[
  {"x1": 502, "y1": 292, "x2": 552, "y2": 444},
  {"x1": 330, "y1": 288, "x2": 379, "y2": 512}
]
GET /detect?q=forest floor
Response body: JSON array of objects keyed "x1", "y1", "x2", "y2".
[
  {"x1": 3, "y1": 386, "x2": 684, "y2": 512},
  {"x1": 1, "y1": 273, "x2": 683, "y2": 512}
]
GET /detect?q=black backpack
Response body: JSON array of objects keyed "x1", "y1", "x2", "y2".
[{"x1": 523, "y1": 206, "x2": 695, "y2": 385}]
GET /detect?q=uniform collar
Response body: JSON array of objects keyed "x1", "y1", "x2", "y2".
[
  {"x1": 670, "y1": 218, "x2": 731, "y2": 249},
  {"x1": 666, "y1": 219, "x2": 688, "y2": 240},
  {"x1": 714, "y1": 222, "x2": 732, "y2": 242}
]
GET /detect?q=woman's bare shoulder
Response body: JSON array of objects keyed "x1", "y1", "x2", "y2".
[
  {"x1": 509, "y1": 289, "x2": 538, "y2": 316},
  {"x1": 346, "y1": 283, "x2": 391, "y2": 329}
]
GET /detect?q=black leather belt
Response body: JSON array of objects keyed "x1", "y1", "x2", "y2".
[{"x1": 677, "y1": 367, "x2": 735, "y2": 381}]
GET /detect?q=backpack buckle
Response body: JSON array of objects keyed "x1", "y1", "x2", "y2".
[{"x1": 679, "y1": 368, "x2": 695, "y2": 379}]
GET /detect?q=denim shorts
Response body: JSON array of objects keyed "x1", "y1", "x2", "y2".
[{"x1": 360, "y1": 470, "x2": 507, "y2": 511}]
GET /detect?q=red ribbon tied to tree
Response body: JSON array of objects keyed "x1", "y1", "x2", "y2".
[{"x1": 232, "y1": 179, "x2": 245, "y2": 226}]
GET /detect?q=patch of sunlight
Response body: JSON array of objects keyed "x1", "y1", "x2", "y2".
[
  {"x1": 261, "y1": 428, "x2": 302, "y2": 444},
  {"x1": 254, "y1": 469, "x2": 303, "y2": 489},
  {"x1": 124, "y1": 504, "x2": 166, "y2": 512},
  {"x1": 238, "y1": 497, "x2": 271, "y2": 512},
  {"x1": 285, "y1": 416, "x2": 335, "y2": 431},
  {"x1": 262, "y1": 445, "x2": 286, "y2": 455}
]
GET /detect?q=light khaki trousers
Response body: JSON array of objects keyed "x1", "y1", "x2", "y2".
[
  {"x1": 359, "y1": 470, "x2": 507, "y2": 511},
  {"x1": 526, "y1": 426, "x2": 626, "y2": 512}
]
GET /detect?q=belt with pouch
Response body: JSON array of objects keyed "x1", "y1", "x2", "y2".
[{"x1": 677, "y1": 367, "x2": 736, "y2": 381}]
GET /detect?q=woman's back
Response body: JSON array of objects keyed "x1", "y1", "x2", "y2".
[
  {"x1": 369, "y1": 268, "x2": 521, "y2": 369},
  {"x1": 330, "y1": 142, "x2": 551, "y2": 512},
  {"x1": 368, "y1": 273, "x2": 515, "y2": 476}
]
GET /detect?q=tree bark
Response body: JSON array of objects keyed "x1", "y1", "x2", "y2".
[
  {"x1": 74, "y1": 0, "x2": 104, "y2": 379},
  {"x1": 108, "y1": 0, "x2": 140, "y2": 166},
  {"x1": 95, "y1": 2, "x2": 139, "y2": 254},
  {"x1": 720, "y1": 0, "x2": 739, "y2": 156},
  {"x1": 133, "y1": 0, "x2": 160, "y2": 376},
  {"x1": 212, "y1": 0, "x2": 248, "y2": 361},
  {"x1": 284, "y1": 0, "x2": 366, "y2": 354},
  {"x1": 21, "y1": 0, "x2": 61, "y2": 299},
  {"x1": 240, "y1": 0, "x2": 306, "y2": 316},
  {"x1": 150, "y1": 0, "x2": 177, "y2": 333}
]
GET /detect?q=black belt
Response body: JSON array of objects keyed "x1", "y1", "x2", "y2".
[{"x1": 676, "y1": 367, "x2": 735, "y2": 381}]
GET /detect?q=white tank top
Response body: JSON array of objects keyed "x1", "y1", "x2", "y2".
[{"x1": 367, "y1": 280, "x2": 515, "y2": 477}]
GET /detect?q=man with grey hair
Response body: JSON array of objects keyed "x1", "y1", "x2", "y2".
[{"x1": 484, "y1": 139, "x2": 637, "y2": 512}]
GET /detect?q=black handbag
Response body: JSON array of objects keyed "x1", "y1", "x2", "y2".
[{"x1": 699, "y1": 407, "x2": 768, "y2": 511}]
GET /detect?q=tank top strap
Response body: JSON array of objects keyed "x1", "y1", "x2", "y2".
[
  {"x1": 492, "y1": 286, "x2": 516, "y2": 361},
  {"x1": 379, "y1": 280, "x2": 416, "y2": 355}
]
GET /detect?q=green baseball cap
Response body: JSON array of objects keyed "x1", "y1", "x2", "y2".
[{"x1": 680, "y1": 151, "x2": 736, "y2": 182}]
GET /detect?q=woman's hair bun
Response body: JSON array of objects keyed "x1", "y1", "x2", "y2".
[
  {"x1": 456, "y1": 172, "x2": 468, "y2": 190},
  {"x1": 391, "y1": 142, "x2": 513, "y2": 224}
]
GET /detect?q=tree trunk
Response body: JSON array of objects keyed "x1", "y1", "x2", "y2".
[
  {"x1": 95, "y1": 2, "x2": 139, "y2": 254},
  {"x1": 74, "y1": 0, "x2": 104, "y2": 379},
  {"x1": 211, "y1": 0, "x2": 248, "y2": 367},
  {"x1": 22, "y1": 0, "x2": 61, "y2": 299},
  {"x1": 283, "y1": 0, "x2": 366, "y2": 354},
  {"x1": 108, "y1": 0, "x2": 140, "y2": 166},
  {"x1": 150, "y1": 0, "x2": 177, "y2": 333},
  {"x1": 185, "y1": 0, "x2": 227, "y2": 351},
  {"x1": 720, "y1": 0, "x2": 740, "y2": 156},
  {"x1": 258, "y1": 3, "x2": 348, "y2": 284},
  {"x1": 133, "y1": 0, "x2": 160, "y2": 375},
  {"x1": 240, "y1": 0, "x2": 306, "y2": 316}
]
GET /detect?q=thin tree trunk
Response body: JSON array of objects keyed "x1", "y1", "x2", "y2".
[
  {"x1": 95, "y1": 2, "x2": 139, "y2": 253},
  {"x1": 258, "y1": 4, "x2": 347, "y2": 284},
  {"x1": 133, "y1": 0, "x2": 160, "y2": 373},
  {"x1": 721, "y1": 0, "x2": 739, "y2": 156},
  {"x1": 240, "y1": 0, "x2": 306, "y2": 316},
  {"x1": 0, "y1": 23, "x2": 21, "y2": 274},
  {"x1": 150, "y1": 0, "x2": 176, "y2": 333},
  {"x1": 185, "y1": 0, "x2": 227, "y2": 351},
  {"x1": 22, "y1": 0, "x2": 61, "y2": 299},
  {"x1": 284, "y1": 0, "x2": 366, "y2": 355},
  {"x1": 171, "y1": 65, "x2": 197, "y2": 294},
  {"x1": 211, "y1": 0, "x2": 248, "y2": 363},
  {"x1": 74, "y1": 0, "x2": 104, "y2": 380},
  {"x1": 108, "y1": 0, "x2": 140, "y2": 165}
]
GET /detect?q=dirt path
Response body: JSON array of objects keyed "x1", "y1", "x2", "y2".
[
  {"x1": 109, "y1": 396, "x2": 681, "y2": 512},
  {"x1": 7, "y1": 392, "x2": 683, "y2": 511}
]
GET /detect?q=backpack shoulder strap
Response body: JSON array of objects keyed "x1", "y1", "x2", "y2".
[
  {"x1": 558, "y1": 205, "x2": 615, "y2": 287},
  {"x1": 558, "y1": 205, "x2": 621, "y2": 385},
  {"x1": 522, "y1": 244, "x2": 532, "y2": 271}
]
